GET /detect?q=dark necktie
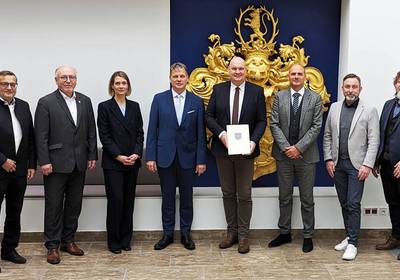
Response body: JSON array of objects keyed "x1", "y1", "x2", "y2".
[
  {"x1": 232, "y1": 87, "x2": 240, "y2": 124},
  {"x1": 293, "y1": 92, "x2": 300, "y2": 114},
  {"x1": 393, "y1": 99, "x2": 400, "y2": 118}
]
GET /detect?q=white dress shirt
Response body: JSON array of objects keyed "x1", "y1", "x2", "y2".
[
  {"x1": 60, "y1": 90, "x2": 77, "y2": 125},
  {"x1": 172, "y1": 89, "x2": 186, "y2": 125},
  {"x1": 229, "y1": 82, "x2": 245, "y2": 123},
  {"x1": 1, "y1": 97, "x2": 22, "y2": 154},
  {"x1": 290, "y1": 87, "x2": 305, "y2": 106}
]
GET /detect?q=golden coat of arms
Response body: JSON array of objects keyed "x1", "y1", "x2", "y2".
[{"x1": 187, "y1": 5, "x2": 330, "y2": 179}]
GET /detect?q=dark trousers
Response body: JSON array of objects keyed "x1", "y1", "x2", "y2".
[
  {"x1": 334, "y1": 159, "x2": 365, "y2": 246},
  {"x1": 157, "y1": 156, "x2": 195, "y2": 236},
  {"x1": 276, "y1": 158, "x2": 315, "y2": 238},
  {"x1": 216, "y1": 156, "x2": 254, "y2": 239},
  {"x1": 43, "y1": 170, "x2": 86, "y2": 249},
  {"x1": 380, "y1": 159, "x2": 400, "y2": 239},
  {"x1": 0, "y1": 175, "x2": 27, "y2": 254},
  {"x1": 103, "y1": 168, "x2": 138, "y2": 250}
]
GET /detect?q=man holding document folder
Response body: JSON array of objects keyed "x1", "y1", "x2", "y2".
[{"x1": 206, "y1": 55, "x2": 266, "y2": 254}]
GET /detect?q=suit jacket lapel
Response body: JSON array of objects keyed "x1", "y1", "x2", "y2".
[
  {"x1": 224, "y1": 83, "x2": 231, "y2": 124},
  {"x1": 180, "y1": 93, "x2": 193, "y2": 126},
  {"x1": 284, "y1": 90, "x2": 291, "y2": 126},
  {"x1": 299, "y1": 90, "x2": 311, "y2": 130},
  {"x1": 55, "y1": 90, "x2": 76, "y2": 127},
  {"x1": 166, "y1": 91, "x2": 179, "y2": 127},
  {"x1": 110, "y1": 98, "x2": 132, "y2": 133},
  {"x1": 239, "y1": 83, "x2": 250, "y2": 123},
  {"x1": 75, "y1": 94, "x2": 82, "y2": 129},
  {"x1": 349, "y1": 100, "x2": 364, "y2": 137}
]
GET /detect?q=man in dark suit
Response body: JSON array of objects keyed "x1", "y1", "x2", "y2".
[
  {"x1": 206, "y1": 56, "x2": 267, "y2": 254},
  {"x1": 374, "y1": 71, "x2": 400, "y2": 259},
  {"x1": 146, "y1": 62, "x2": 206, "y2": 250},
  {"x1": 0, "y1": 71, "x2": 36, "y2": 268},
  {"x1": 269, "y1": 64, "x2": 323, "y2": 253},
  {"x1": 34, "y1": 66, "x2": 97, "y2": 264}
]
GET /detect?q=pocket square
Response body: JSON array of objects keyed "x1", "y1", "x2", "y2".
[{"x1": 187, "y1": 110, "x2": 196, "y2": 114}]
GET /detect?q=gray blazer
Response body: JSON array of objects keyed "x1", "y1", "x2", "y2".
[
  {"x1": 323, "y1": 99, "x2": 379, "y2": 169},
  {"x1": 270, "y1": 88, "x2": 323, "y2": 163},
  {"x1": 34, "y1": 90, "x2": 97, "y2": 173}
]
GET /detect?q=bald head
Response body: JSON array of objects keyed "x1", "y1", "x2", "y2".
[
  {"x1": 54, "y1": 66, "x2": 77, "y2": 97},
  {"x1": 288, "y1": 64, "x2": 306, "y2": 91},
  {"x1": 228, "y1": 56, "x2": 247, "y2": 86}
]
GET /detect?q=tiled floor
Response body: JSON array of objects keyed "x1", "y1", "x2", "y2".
[{"x1": 0, "y1": 237, "x2": 398, "y2": 279}]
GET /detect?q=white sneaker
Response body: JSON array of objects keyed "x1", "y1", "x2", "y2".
[
  {"x1": 334, "y1": 237, "x2": 349, "y2": 251},
  {"x1": 342, "y1": 244, "x2": 357, "y2": 261}
]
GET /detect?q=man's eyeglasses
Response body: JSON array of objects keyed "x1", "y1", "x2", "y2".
[
  {"x1": 0, "y1": 82, "x2": 17, "y2": 89},
  {"x1": 58, "y1": 75, "x2": 77, "y2": 82}
]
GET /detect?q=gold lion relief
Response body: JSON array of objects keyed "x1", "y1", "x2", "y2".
[{"x1": 187, "y1": 5, "x2": 330, "y2": 179}]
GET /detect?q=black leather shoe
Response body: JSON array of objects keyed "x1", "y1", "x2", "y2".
[
  {"x1": 1, "y1": 249, "x2": 27, "y2": 264},
  {"x1": 122, "y1": 246, "x2": 132, "y2": 251},
  {"x1": 154, "y1": 235, "x2": 174, "y2": 250},
  {"x1": 109, "y1": 248, "x2": 122, "y2": 254},
  {"x1": 181, "y1": 234, "x2": 196, "y2": 250},
  {"x1": 268, "y1": 233, "x2": 292, "y2": 248},
  {"x1": 302, "y1": 238, "x2": 313, "y2": 253}
]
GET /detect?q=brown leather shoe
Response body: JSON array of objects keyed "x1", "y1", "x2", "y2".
[
  {"x1": 219, "y1": 234, "x2": 238, "y2": 249},
  {"x1": 60, "y1": 242, "x2": 84, "y2": 256},
  {"x1": 47, "y1": 249, "x2": 61, "y2": 265},
  {"x1": 376, "y1": 236, "x2": 400, "y2": 250},
  {"x1": 238, "y1": 238, "x2": 250, "y2": 254}
]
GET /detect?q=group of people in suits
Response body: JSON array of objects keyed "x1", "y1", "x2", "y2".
[{"x1": 1, "y1": 59, "x2": 400, "y2": 272}]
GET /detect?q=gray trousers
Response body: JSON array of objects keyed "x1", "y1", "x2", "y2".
[
  {"x1": 216, "y1": 156, "x2": 254, "y2": 239},
  {"x1": 276, "y1": 158, "x2": 315, "y2": 238}
]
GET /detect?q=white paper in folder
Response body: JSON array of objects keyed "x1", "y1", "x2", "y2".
[{"x1": 226, "y1": 124, "x2": 250, "y2": 155}]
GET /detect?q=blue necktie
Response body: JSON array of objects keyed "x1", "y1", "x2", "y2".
[
  {"x1": 176, "y1": 95, "x2": 184, "y2": 125},
  {"x1": 293, "y1": 92, "x2": 300, "y2": 113}
]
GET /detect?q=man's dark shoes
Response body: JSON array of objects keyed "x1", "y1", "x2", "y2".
[
  {"x1": 46, "y1": 249, "x2": 61, "y2": 265},
  {"x1": 238, "y1": 238, "x2": 250, "y2": 254},
  {"x1": 60, "y1": 242, "x2": 84, "y2": 256},
  {"x1": 219, "y1": 234, "x2": 238, "y2": 249},
  {"x1": 154, "y1": 235, "x2": 174, "y2": 250},
  {"x1": 122, "y1": 246, "x2": 132, "y2": 251},
  {"x1": 268, "y1": 233, "x2": 292, "y2": 248},
  {"x1": 181, "y1": 234, "x2": 196, "y2": 250},
  {"x1": 302, "y1": 238, "x2": 313, "y2": 253},
  {"x1": 109, "y1": 248, "x2": 122, "y2": 254},
  {"x1": 1, "y1": 249, "x2": 27, "y2": 264},
  {"x1": 376, "y1": 236, "x2": 400, "y2": 250}
]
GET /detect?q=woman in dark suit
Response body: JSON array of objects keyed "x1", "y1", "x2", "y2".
[{"x1": 97, "y1": 71, "x2": 144, "y2": 254}]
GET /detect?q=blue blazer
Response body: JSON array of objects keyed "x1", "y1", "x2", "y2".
[
  {"x1": 376, "y1": 98, "x2": 400, "y2": 166},
  {"x1": 146, "y1": 90, "x2": 206, "y2": 169}
]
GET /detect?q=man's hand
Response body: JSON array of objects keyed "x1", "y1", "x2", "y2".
[
  {"x1": 284, "y1": 146, "x2": 301, "y2": 159},
  {"x1": 195, "y1": 164, "x2": 206, "y2": 176},
  {"x1": 243, "y1": 141, "x2": 256, "y2": 155},
  {"x1": 41, "y1": 164, "x2": 53, "y2": 176},
  {"x1": 325, "y1": 160, "x2": 335, "y2": 178},
  {"x1": 372, "y1": 166, "x2": 380, "y2": 178},
  {"x1": 219, "y1": 132, "x2": 228, "y2": 149},
  {"x1": 87, "y1": 160, "x2": 96, "y2": 171},
  {"x1": 1, "y1": 159, "x2": 16, "y2": 173},
  {"x1": 394, "y1": 161, "x2": 400, "y2": 179},
  {"x1": 27, "y1": 169, "x2": 36, "y2": 180},
  {"x1": 146, "y1": 161, "x2": 157, "y2": 173},
  {"x1": 358, "y1": 165, "x2": 372, "y2": 181}
]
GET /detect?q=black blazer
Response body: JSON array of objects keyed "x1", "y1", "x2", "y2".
[
  {"x1": 206, "y1": 81, "x2": 267, "y2": 158},
  {"x1": 0, "y1": 98, "x2": 36, "y2": 178},
  {"x1": 97, "y1": 98, "x2": 144, "y2": 170},
  {"x1": 34, "y1": 90, "x2": 98, "y2": 173},
  {"x1": 376, "y1": 98, "x2": 400, "y2": 166}
]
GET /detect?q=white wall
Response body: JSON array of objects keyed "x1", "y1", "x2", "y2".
[{"x1": 1, "y1": 0, "x2": 398, "y2": 232}]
